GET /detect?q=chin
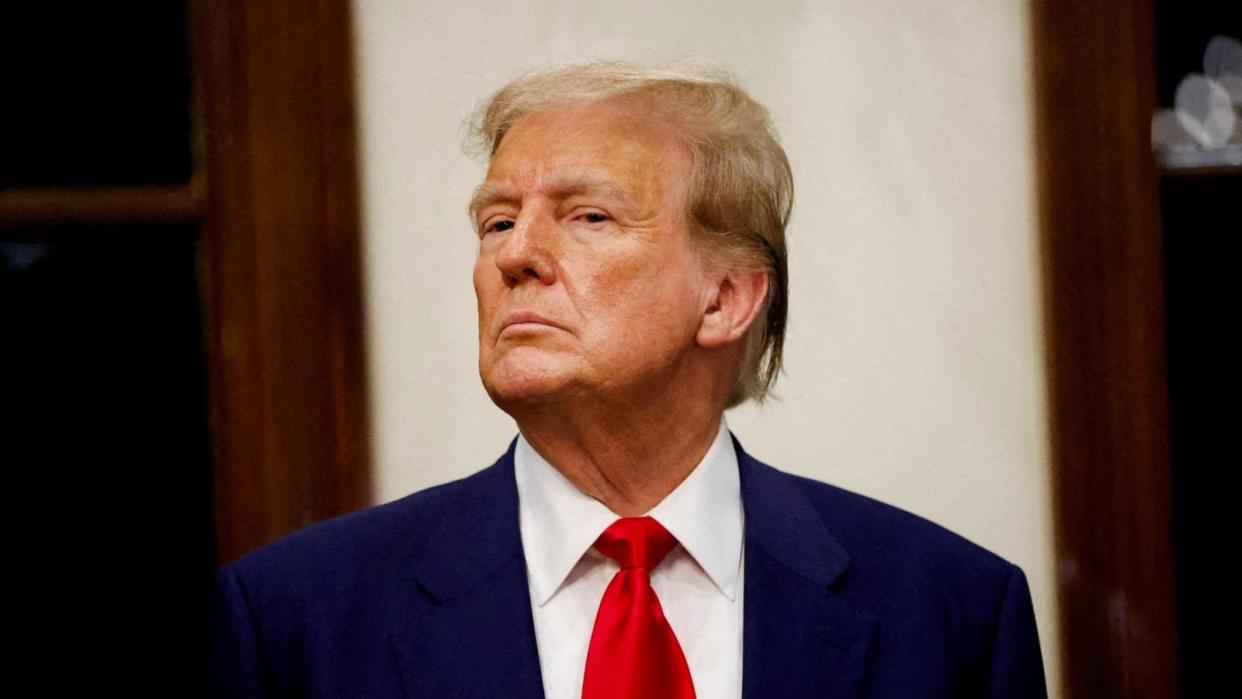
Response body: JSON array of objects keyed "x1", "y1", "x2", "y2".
[{"x1": 479, "y1": 351, "x2": 576, "y2": 410}]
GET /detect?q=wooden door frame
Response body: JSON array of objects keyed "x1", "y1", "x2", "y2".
[
  {"x1": 1031, "y1": 0, "x2": 1181, "y2": 695},
  {"x1": 193, "y1": 0, "x2": 371, "y2": 564}
]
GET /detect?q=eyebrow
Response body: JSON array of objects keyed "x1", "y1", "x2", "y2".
[{"x1": 467, "y1": 177, "x2": 631, "y2": 223}]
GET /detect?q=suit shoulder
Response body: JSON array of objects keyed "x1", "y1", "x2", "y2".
[
  {"x1": 779, "y1": 467, "x2": 1019, "y2": 582},
  {"x1": 221, "y1": 458, "x2": 507, "y2": 590},
  {"x1": 767, "y1": 465, "x2": 1029, "y2": 663}
]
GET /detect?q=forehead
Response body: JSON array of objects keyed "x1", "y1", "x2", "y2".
[{"x1": 479, "y1": 100, "x2": 692, "y2": 202}]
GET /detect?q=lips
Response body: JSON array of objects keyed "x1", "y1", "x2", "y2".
[{"x1": 499, "y1": 311, "x2": 560, "y2": 334}]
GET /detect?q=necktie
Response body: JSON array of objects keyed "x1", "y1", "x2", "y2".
[{"x1": 582, "y1": 517, "x2": 696, "y2": 699}]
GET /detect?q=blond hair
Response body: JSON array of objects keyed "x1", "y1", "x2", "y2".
[{"x1": 468, "y1": 61, "x2": 792, "y2": 407}]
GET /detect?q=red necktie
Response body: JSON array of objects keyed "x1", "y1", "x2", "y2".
[{"x1": 582, "y1": 517, "x2": 696, "y2": 699}]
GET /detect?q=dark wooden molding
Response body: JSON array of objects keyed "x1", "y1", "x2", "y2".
[
  {"x1": 0, "y1": 185, "x2": 203, "y2": 227},
  {"x1": 193, "y1": 0, "x2": 372, "y2": 565},
  {"x1": 1031, "y1": 0, "x2": 1181, "y2": 696}
]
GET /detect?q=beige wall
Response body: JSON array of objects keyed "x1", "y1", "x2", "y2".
[{"x1": 351, "y1": 0, "x2": 1058, "y2": 693}]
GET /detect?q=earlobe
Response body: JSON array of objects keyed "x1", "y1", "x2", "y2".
[{"x1": 696, "y1": 269, "x2": 769, "y2": 349}]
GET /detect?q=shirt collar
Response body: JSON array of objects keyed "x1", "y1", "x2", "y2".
[{"x1": 514, "y1": 417, "x2": 743, "y2": 607}]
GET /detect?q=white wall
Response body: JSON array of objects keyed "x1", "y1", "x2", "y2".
[{"x1": 351, "y1": 0, "x2": 1058, "y2": 693}]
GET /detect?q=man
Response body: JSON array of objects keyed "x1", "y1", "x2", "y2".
[{"x1": 210, "y1": 62, "x2": 1046, "y2": 698}]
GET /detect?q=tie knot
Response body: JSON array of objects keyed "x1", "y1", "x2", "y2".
[{"x1": 594, "y1": 517, "x2": 678, "y2": 571}]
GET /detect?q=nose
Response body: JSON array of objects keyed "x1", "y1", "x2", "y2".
[{"x1": 494, "y1": 208, "x2": 557, "y2": 287}]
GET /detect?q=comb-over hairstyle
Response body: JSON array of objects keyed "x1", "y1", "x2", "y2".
[{"x1": 468, "y1": 61, "x2": 792, "y2": 407}]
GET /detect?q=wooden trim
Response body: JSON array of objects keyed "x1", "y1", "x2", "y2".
[
  {"x1": 1030, "y1": 0, "x2": 1181, "y2": 696},
  {"x1": 193, "y1": 0, "x2": 372, "y2": 565},
  {"x1": 0, "y1": 185, "x2": 203, "y2": 227}
]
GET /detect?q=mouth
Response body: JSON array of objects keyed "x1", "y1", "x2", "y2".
[{"x1": 499, "y1": 311, "x2": 561, "y2": 335}]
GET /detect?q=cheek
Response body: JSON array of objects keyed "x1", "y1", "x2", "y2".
[
  {"x1": 578, "y1": 259, "x2": 703, "y2": 344},
  {"x1": 473, "y1": 259, "x2": 498, "y2": 317}
]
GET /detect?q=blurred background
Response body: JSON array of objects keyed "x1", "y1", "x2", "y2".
[{"x1": 2, "y1": 1, "x2": 1237, "y2": 696}]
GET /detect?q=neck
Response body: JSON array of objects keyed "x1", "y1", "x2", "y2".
[{"x1": 515, "y1": 395, "x2": 725, "y2": 517}]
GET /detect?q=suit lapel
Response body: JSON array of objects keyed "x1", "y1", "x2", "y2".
[
  {"x1": 387, "y1": 443, "x2": 546, "y2": 698},
  {"x1": 736, "y1": 438, "x2": 878, "y2": 698},
  {"x1": 385, "y1": 436, "x2": 878, "y2": 697}
]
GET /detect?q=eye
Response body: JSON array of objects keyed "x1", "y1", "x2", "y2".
[
  {"x1": 482, "y1": 219, "x2": 514, "y2": 236},
  {"x1": 579, "y1": 212, "x2": 610, "y2": 224}
]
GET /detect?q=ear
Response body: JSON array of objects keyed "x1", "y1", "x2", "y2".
[{"x1": 696, "y1": 267, "x2": 769, "y2": 349}]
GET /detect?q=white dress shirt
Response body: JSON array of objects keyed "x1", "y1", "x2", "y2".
[{"x1": 514, "y1": 418, "x2": 745, "y2": 699}]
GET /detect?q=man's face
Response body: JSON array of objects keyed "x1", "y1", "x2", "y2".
[{"x1": 472, "y1": 100, "x2": 712, "y2": 409}]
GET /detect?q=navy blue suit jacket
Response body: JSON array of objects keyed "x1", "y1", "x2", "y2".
[{"x1": 209, "y1": 436, "x2": 1047, "y2": 697}]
